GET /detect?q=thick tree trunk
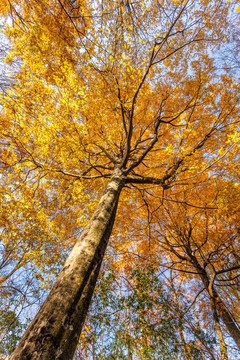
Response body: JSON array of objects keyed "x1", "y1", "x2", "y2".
[{"x1": 11, "y1": 167, "x2": 124, "y2": 360}]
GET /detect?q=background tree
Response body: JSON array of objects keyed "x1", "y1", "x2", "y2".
[
  {"x1": 76, "y1": 265, "x2": 217, "y2": 360},
  {"x1": 129, "y1": 178, "x2": 240, "y2": 359}
]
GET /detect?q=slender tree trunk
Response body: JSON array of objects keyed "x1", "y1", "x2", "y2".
[
  {"x1": 179, "y1": 326, "x2": 192, "y2": 360},
  {"x1": 188, "y1": 322, "x2": 216, "y2": 360},
  {"x1": 11, "y1": 167, "x2": 124, "y2": 360},
  {"x1": 171, "y1": 284, "x2": 192, "y2": 360},
  {"x1": 190, "y1": 258, "x2": 240, "y2": 352},
  {"x1": 172, "y1": 286, "x2": 192, "y2": 360},
  {"x1": 213, "y1": 312, "x2": 228, "y2": 360},
  {"x1": 214, "y1": 295, "x2": 240, "y2": 352},
  {"x1": 125, "y1": 307, "x2": 133, "y2": 360},
  {"x1": 209, "y1": 283, "x2": 228, "y2": 360}
]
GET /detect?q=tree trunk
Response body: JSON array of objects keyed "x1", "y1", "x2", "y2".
[
  {"x1": 190, "y1": 257, "x2": 240, "y2": 352},
  {"x1": 179, "y1": 326, "x2": 192, "y2": 360},
  {"x1": 209, "y1": 292, "x2": 228, "y2": 360},
  {"x1": 214, "y1": 294, "x2": 240, "y2": 353},
  {"x1": 11, "y1": 167, "x2": 124, "y2": 360}
]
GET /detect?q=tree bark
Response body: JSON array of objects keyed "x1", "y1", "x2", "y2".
[
  {"x1": 190, "y1": 257, "x2": 240, "y2": 352},
  {"x1": 179, "y1": 326, "x2": 192, "y2": 360},
  {"x1": 10, "y1": 167, "x2": 124, "y2": 360},
  {"x1": 212, "y1": 310, "x2": 228, "y2": 360},
  {"x1": 208, "y1": 280, "x2": 228, "y2": 360},
  {"x1": 213, "y1": 292, "x2": 240, "y2": 353}
]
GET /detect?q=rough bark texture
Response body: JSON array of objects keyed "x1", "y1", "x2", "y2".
[{"x1": 10, "y1": 168, "x2": 124, "y2": 360}]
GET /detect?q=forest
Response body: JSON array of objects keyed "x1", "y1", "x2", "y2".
[{"x1": 0, "y1": 0, "x2": 240, "y2": 359}]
